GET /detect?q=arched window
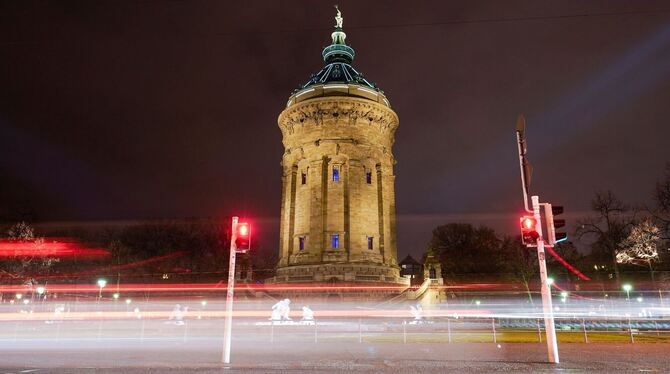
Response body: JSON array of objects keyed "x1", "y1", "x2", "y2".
[{"x1": 332, "y1": 165, "x2": 340, "y2": 182}]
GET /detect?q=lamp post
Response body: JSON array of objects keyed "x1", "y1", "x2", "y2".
[
  {"x1": 623, "y1": 284, "x2": 632, "y2": 301},
  {"x1": 36, "y1": 286, "x2": 46, "y2": 309},
  {"x1": 97, "y1": 278, "x2": 107, "y2": 299},
  {"x1": 36, "y1": 286, "x2": 45, "y2": 300}
]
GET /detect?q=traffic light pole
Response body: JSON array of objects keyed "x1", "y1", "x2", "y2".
[
  {"x1": 516, "y1": 115, "x2": 533, "y2": 214},
  {"x1": 222, "y1": 216, "x2": 238, "y2": 365},
  {"x1": 532, "y1": 196, "x2": 559, "y2": 363},
  {"x1": 516, "y1": 118, "x2": 558, "y2": 363}
]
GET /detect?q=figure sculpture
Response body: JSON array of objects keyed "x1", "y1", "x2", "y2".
[
  {"x1": 410, "y1": 304, "x2": 423, "y2": 320},
  {"x1": 301, "y1": 306, "x2": 314, "y2": 321},
  {"x1": 334, "y1": 5, "x2": 343, "y2": 28},
  {"x1": 270, "y1": 298, "x2": 292, "y2": 321}
]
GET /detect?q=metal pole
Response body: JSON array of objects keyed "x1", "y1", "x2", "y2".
[
  {"x1": 659, "y1": 289, "x2": 664, "y2": 307},
  {"x1": 628, "y1": 318, "x2": 634, "y2": 344},
  {"x1": 447, "y1": 318, "x2": 452, "y2": 343},
  {"x1": 223, "y1": 217, "x2": 238, "y2": 364},
  {"x1": 492, "y1": 318, "x2": 497, "y2": 344},
  {"x1": 515, "y1": 118, "x2": 533, "y2": 214},
  {"x1": 532, "y1": 196, "x2": 559, "y2": 363},
  {"x1": 582, "y1": 318, "x2": 588, "y2": 343},
  {"x1": 403, "y1": 320, "x2": 406, "y2": 344}
]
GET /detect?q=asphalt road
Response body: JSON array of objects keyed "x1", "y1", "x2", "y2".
[
  {"x1": 1, "y1": 298, "x2": 669, "y2": 373},
  {"x1": 1, "y1": 337, "x2": 669, "y2": 373}
]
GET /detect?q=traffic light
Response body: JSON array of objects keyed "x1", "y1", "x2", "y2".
[
  {"x1": 544, "y1": 204, "x2": 567, "y2": 245},
  {"x1": 234, "y1": 222, "x2": 251, "y2": 252},
  {"x1": 520, "y1": 216, "x2": 539, "y2": 246}
]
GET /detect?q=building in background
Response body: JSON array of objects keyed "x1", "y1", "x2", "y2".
[
  {"x1": 423, "y1": 247, "x2": 444, "y2": 286},
  {"x1": 399, "y1": 255, "x2": 423, "y2": 285}
]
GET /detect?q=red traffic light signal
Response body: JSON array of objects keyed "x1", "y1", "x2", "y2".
[
  {"x1": 234, "y1": 222, "x2": 251, "y2": 251},
  {"x1": 520, "y1": 216, "x2": 539, "y2": 246}
]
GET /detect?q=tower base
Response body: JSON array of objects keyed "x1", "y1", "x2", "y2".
[{"x1": 269, "y1": 263, "x2": 408, "y2": 285}]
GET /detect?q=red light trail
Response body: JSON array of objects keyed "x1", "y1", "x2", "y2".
[{"x1": 0, "y1": 238, "x2": 109, "y2": 259}]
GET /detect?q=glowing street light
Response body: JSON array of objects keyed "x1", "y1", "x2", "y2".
[
  {"x1": 125, "y1": 298, "x2": 132, "y2": 305},
  {"x1": 97, "y1": 278, "x2": 107, "y2": 298},
  {"x1": 636, "y1": 296, "x2": 643, "y2": 303},
  {"x1": 622, "y1": 284, "x2": 632, "y2": 300},
  {"x1": 201, "y1": 300, "x2": 208, "y2": 307},
  {"x1": 36, "y1": 286, "x2": 46, "y2": 303},
  {"x1": 15, "y1": 293, "x2": 23, "y2": 300},
  {"x1": 113, "y1": 293, "x2": 120, "y2": 300},
  {"x1": 546, "y1": 277, "x2": 555, "y2": 287}
]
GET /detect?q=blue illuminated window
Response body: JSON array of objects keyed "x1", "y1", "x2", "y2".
[
  {"x1": 331, "y1": 234, "x2": 339, "y2": 249},
  {"x1": 332, "y1": 166, "x2": 339, "y2": 182},
  {"x1": 299, "y1": 236, "x2": 305, "y2": 250},
  {"x1": 367, "y1": 236, "x2": 374, "y2": 250}
]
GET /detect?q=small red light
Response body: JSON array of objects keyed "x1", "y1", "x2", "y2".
[
  {"x1": 238, "y1": 223, "x2": 249, "y2": 237},
  {"x1": 522, "y1": 217, "x2": 535, "y2": 229}
]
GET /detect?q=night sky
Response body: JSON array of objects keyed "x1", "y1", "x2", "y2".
[{"x1": 2, "y1": 1, "x2": 670, "y2": 258}]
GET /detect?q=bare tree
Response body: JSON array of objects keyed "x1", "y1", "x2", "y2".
[
  {"x1": 500, "y1": 236, "x2": 537, "y2": 304},
  {"x1": 616, "y1": 219, "x2": 661, "y2": 284},
  {"x1": 576, "y1": 191, "x2": 634, "y2": 284},
  {"x1": 652, "y1": 162, "x2": 670, "y2": 241},
  {"x1": 5, "y1": 222, "x2": 59, "y2": 283},
  {"x1": 7, "y1": 221, "x2": 35, "y2": 242}
]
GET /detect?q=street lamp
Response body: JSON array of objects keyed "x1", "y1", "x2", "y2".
[
  {"x1": 622, "y1": 284, "x2": 632, "y2": 300},
  {"x1": 36, "y1": 286, "x2": 46, "y2": 305},
  {"x1": 97, "y1": 278, "x2": 107, "y2": 298},
  {"x1": 113, "y1": 293, "x2": 120, "y2": 300}
]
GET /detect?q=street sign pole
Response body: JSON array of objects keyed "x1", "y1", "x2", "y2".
[
  {"x1": 532, "y1": 196, "x2": 559, "y2": 363},
  {"x1": 222, "y1": 216, "x2": 238, "y2": 365}
]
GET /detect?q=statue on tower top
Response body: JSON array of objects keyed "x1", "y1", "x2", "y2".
[{"x1": 334, "y1": 5, "x2": 343, "y2": 28}]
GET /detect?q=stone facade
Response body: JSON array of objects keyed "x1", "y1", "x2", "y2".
[{"x1": 271, "y1": 9, "x2": 405, "y2": 285}]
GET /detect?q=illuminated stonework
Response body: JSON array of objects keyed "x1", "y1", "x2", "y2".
[{"x1": 273, "y1": 9, "x2": 405, "y2": 284}]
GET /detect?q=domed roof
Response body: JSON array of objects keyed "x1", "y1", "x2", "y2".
[{"x1": 288, "y1": 7, "x2": 389, "y2": 107}]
